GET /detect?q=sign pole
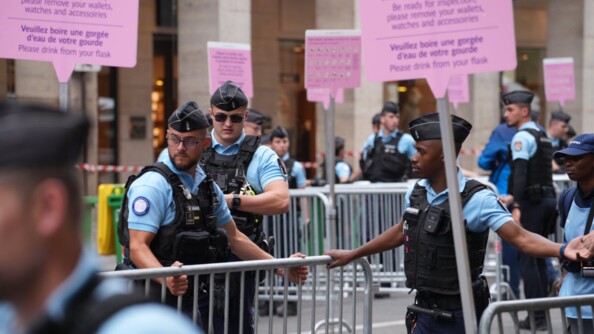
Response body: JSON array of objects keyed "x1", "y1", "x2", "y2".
[
  {"x1": 59, "y1": 82, "x2": 68, "y2": 112},
  {"x1": 437, "y1": 96, "x2": 477, "y2": 333}
]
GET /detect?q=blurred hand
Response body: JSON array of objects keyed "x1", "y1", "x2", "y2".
[
  {"x1": 581, "y1": 231, "x2": 594, "y2": 252},
  {"x1": 325, "y1": 249, "x2": 356, "y2": 269},
  {"x1": 166, "y1": 261, "x2": 188, "y2": 296},
  {"x1": 277, "y1": 253, "x2": 309, "y2": 284},
  {"x1": 566, "y1": 237, "x2": 592, "y2": 261},
  {"x1": 511, "y1": 208, "x2": 521, "y2": 225}
]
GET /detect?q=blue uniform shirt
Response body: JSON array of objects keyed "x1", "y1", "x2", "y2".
[
  {"x1": 282, "y1": 153, "x2": 307, "y2": 188},
  {"x1": 362, "y1": 129, "x2": 416, "y2": 161},
  {"x1": 127, "y1": 154, "x2": 232, "y2": 234},
  {"x1": 335, "y1": 161, "x2": 352, "y2": 180},
  {"x1": 510, "y1": 121, "x2": 540, "y2": 161},
  {"x1": 0, "y1": 251, "x2": 201, "y2": 334},
  {"x1": 211, "y1": 131, "x2": 286, "y2": 193},
  {"x1": 157, "y1": 147, "x2": 169, "y2": 162},
  {"x1": 559, "y1": 190, "x2": 594, "y2": 319},
  {"x1": 477, "y1": 124, "x2": 517, "y2": 195},
  {"x1": 404, "y1": 169, "x2": 512, "y2": 233}
]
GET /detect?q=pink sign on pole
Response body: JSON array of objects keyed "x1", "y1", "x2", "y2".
[
  {"x1": 0, "y1": 0, "x2": 139, "y2": 83},
  {"x1": 307, "y1": 88, "x2": 344, "y2": 109},
  {"x1": 543, "y1": 57, "x2": 575, "y2": 108},
  {"x1": 305, "y1": 29, "x2": 361, "y2": 98},
  {"x1": 207, "y1": 42, "x2": 254, "y2": 98},
  {"x1": 447, "y1": 74, "x2": 469, "y2": 109},
  {"x1": 359, "y1": 0, "x2": 517, "y2": 98}
]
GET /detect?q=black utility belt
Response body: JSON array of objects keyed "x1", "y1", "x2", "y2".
[{"x1": 416, "y1": 293, "x2": 462, "y2": 311}]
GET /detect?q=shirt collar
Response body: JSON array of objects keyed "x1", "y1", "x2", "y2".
[
  {"x1": 282, "y1": 153, "x2": 290, "y2": 161},
  {"x1": 378, "y1": 128, "x2": 399, "y2": 139},
  {"x1": 519, "y1": 121, "x2": 537, "y2": 131},
  {"x1": 162, "y1": 152, "x2": 206, "y2": 191},
  {"x1": 417, "y1": 168, "x2": 465, "y2": 199},
  {"x1": 211, "y1": 130, "x2": 246, "y2": 153}
]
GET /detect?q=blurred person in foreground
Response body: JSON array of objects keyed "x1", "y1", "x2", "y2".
[
  {"x1": 554, "y1": 134, "x2": 594, "y2": 334},
  {"x1": 325, "y1": 112, "x2": 589, "y2": 334},
  {"x1": 0, "y1": 101, "x2": 201, "y2": 334}
]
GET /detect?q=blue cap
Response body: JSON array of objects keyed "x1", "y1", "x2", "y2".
[{"x1": 553, "y1": 133, "x2": 594, "y2": 158}]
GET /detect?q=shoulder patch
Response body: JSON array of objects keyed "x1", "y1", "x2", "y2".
[
  {"x1": 132, "y1": 196, "x2": 150, "y2": 216},
  {"x1": 513, "y1": 141, "x2": 523, "y2": 152}
]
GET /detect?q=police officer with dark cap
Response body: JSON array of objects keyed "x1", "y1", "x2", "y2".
[
  {"x1": 326, "y1": 112, "x2": 588, "y2": 333},
  {"x1": 201, "y1": 81, "x2": 298, "y2": 332},
  {"x1": 360, "y1": 101, "x2": 416, "y2": 182},
  {"x1": 119, "y1": 100, "x2": 307, "y2": 330},
  {"x1": 546, "y1": 110, "x2": 572, "y2": 174},
  {"x1": 499, "y1": 90, "x2": 557, "y2": 330},
  {"x1": 0, "y1": 101, "x2": 203, "y2": 333},
  {"x1": 244, "y1": 107, "x2": 269, "y2": 136}
]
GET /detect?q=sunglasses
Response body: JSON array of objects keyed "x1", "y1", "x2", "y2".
[
  {"x1": 166, "y1": 134, "x2": 205, "y2": 148},
  {"x1": 213, "y1": 113, "x2": 244, "y2": 123}
]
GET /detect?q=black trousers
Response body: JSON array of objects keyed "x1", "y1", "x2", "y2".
[{"x1": 517, "y1": 196, "x2": 557, "y2": 318}]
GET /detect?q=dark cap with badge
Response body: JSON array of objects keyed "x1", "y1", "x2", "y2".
[
  {"x1": 168, "y1": 101, "x2": 210, "y2": 132},
  {"x1": 381, "y1": 101, "x2": 399, "y2": 115},
  {"x1": 210, "y1": 80, "x2": 248, "y2": 111},
  {"x1": 553, "y1": 133, "x2": 594, "y2": 158},
  {"x1": 246, "y1": 108, "x2": 269, "y2": 125},
  {"x1": 0, "y1": 101, "x2": 89, "y2": 169},
  {"x1": 501, "y1": 91, "x2": 534, "y2": 106},
  {"x1": 409, "y1": 112, "x2": 472, "y2": 144},
  {"x1": 551, "y1": 110, "x2": 571, "y2": 123}
]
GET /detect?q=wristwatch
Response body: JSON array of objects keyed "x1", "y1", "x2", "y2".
[{"x1": 232, "y1": 194, "x2": 241, "y2": 209}]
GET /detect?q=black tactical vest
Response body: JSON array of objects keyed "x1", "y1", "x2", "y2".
[
  {"x1": 403, "y1": 179, "x2": 489, "y2": 295},
  {"x1": 508, "y1": 128, "x2": 554, "y2": 201},
  {"x1": 200, "y1": 135, "x2": 264, "y2": 240},
  {"x1": 363, "y1": 132, "x2": 410, "y2": 182},
  {"x1": 284, "y1": 157, "x2": 298, "y2": 189},
  {"x1": 118, "y1": 163, "x2": 229, "y2": 267}
]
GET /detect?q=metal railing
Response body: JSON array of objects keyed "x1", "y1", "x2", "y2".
[
  {"x1": 478, "y1": 295, "x2": 594, "y2": 334},
  {"x1": 101, "y1": 256, "x2": 373, "y2": 334}
]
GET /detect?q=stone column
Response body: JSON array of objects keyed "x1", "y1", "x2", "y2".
[{"x1": 178, "y1": 0, "x2": 251, "y2": 105}]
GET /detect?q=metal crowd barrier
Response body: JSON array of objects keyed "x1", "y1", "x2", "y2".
[
  {"x1": 101, "y1": 256, "x2": 373, "y2": 334},
  {"x1": 478, "y1": 295, "x2": 594, "y2": 334}
]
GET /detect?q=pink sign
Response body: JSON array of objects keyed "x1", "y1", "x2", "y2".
[
  {"x1": 207, "y1": 42, "x2": 254, "y2": 98},
  {"x1": 447, "y1": 74, "x2": 469, "y2": 109},
  {"x1": 359, "y1": 0, "x2": 516, "y2": 98},
  {"x1": 305, "y1": 30, "x2": 361, "y2": 94},
  {"x1": 543, "y1": 57, "x2": 575, "y2": 108},
  {"x1": 0, "y1": 0, "x2": 139, "y2": 83},
  {"x1": 307, "y1": 88, "x2": 344, "y2": 109}
]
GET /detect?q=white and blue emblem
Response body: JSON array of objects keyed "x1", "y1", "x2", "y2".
[{"x1": 132, "y1": 196, "x2": 150, "y2": 216}]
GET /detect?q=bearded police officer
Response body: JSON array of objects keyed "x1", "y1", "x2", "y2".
[
  {"x1": 201, "y1": 81, "x2": 291, "y2": 332},
  {"x1": 498, "y1": 91, "x2": 557, "y2": 330},
  {"x1": 0, "y1": 101, "x2": 202, "y2": 334},
  {"x1": 326, "y1": 113, "x2": 588, "y2": 334},
  {"x1": 360, "y1": 101, "x2": 416, "y2": 182},
  {"x1": 119, "y1": 101, "x2": 306, "y2": 331}
]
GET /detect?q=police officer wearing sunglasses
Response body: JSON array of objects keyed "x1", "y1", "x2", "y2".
[{"x1": 200, "y1": 81, "x2": 292, "y2": 333}]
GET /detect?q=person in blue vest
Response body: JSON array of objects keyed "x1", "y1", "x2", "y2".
[
  {"x1": 478, "y1": 122, "x2": 521, "y2": 299},
  {"x1": 325, "y1": 112, "x2": 589, "y2": 334},
  {"x1": 0, "y1": 101, "x2": 203, "y2": 334},
  {"x1": 553, "y1": 133, "x2": 594, "y2": 334},
  {"x1": 360, "y1": 101, "x2": 416, "y2": 183},
  {"x1": 498, "y1": 90, "x2": 557, "y2": 330},
  {"x1": 200, "y1": 81, "x2": 296, "y2": 332}
]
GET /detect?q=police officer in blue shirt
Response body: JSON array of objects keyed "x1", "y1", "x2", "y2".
[
  {"x1": 326, "y1": 112, "x2": 587, "y2": 334},
  {"x1": 546, "y1": 110, "x2": 572, "y2": 174},
  {"x1": 201, "y1": 81, "x2": 294, "y2": 332},
  {"x1": 122, "y1": 101, "x2": 307, "y2": 332},
  {"x1": 269, "y1": 126, "x2": 307, "y2": 189},
  {"x1": 361, "y1": 101, "x2": 416, "y2": 182},
  {"x1": 478, "y1": 122, "x2": 520, "y2": 298},
  {"x1": 335, "y1": 136, "x2": 353, "y2": 183},
  {"x1": 0, "y1": 101, "x2": 202, "y2": 334},
  {"x1": 554, "y1": 134, "x2": 594, "y2": 334},
  {"x1": 244, "y1": 108, "x2": 269, "y2": 137},
  {"x1": 499, "y1": 90, "x2": 557, "y2": 330}
]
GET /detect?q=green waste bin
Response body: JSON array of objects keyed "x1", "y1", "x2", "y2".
[
  {"x1": 83, "y1": 196, "x2": 98, "y2": 244},
  {"x1": 107, "y1": 186, "x2": 125, "y2": 263}
]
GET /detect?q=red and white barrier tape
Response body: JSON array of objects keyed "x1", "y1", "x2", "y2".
[{"x1": 77, "y1": 163, "x2": 144, "y2": 173}]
